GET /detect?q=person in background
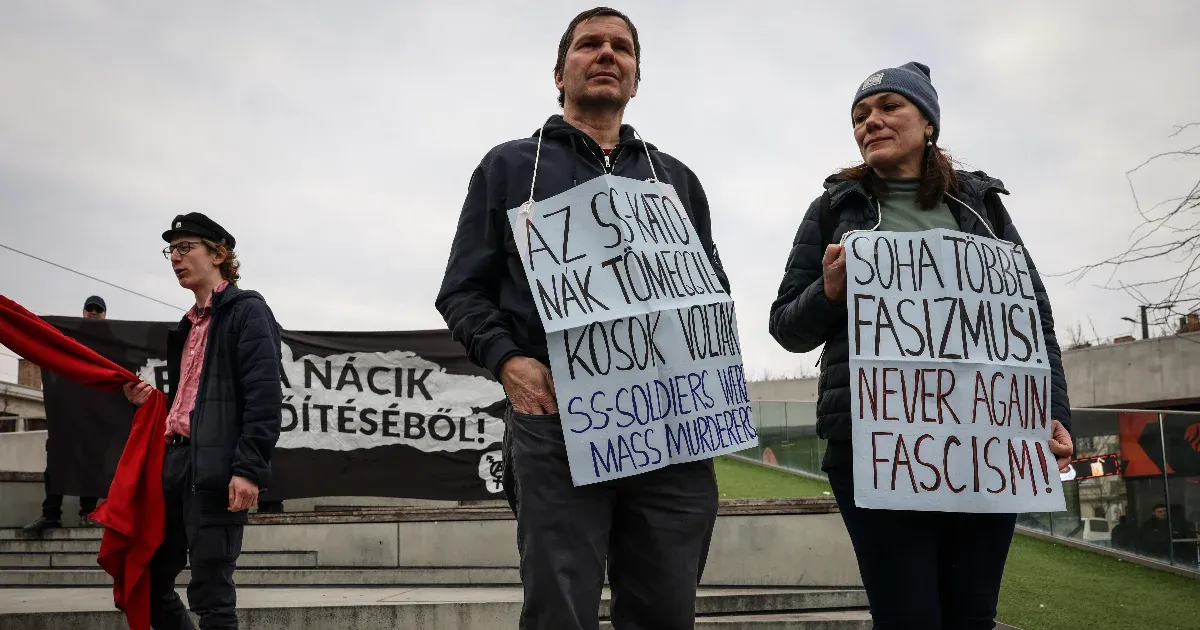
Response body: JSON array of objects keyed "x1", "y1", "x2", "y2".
[
  {"x1": 1138, "y1": 504, "x2": 1173, "y2": 560},
  {"x1": 1110, "y1": 514, "x2": 1136, "y2": 551},
  {"x1": 124, "y1": 213, "x2": 282, "y2": 629},
  {"x1": 435, "y1": 7, "x2": 729, "y2": 629},
  {"x1": 21, "y1": 295, "x2": 108, "y2": 534},
  {"x1": 768, "y1": 62, "x2": 1073, "y2": 627}
]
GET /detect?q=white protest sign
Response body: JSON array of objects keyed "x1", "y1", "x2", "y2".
[
  {"x1": 507, "y1": 175, "x2": 757, "y2": 486},
  {"x1": 846, "y1": 228, "x2": 1065, "y2": 513},
  {"x1": 548, "y1": 302, "x2": 758, "y2": 485},
  {"x1": 507, "y1": 175, "x2": 729, "y2": 333}
]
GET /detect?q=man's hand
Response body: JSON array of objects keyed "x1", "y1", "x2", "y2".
[
  {"x1": 228, "y1": 475, "x2": 259, "y2": 512},
  {"x1": 1049, "y1": 419, "x2": 1074, "y2": 473},
  {"x1": 122, "y1": 381, "x2": 154, "y2": 407},
  {"x1": 499, "y1": 356, "x2": 557, "y2": 415},
  {"x1": 822, "y1": 244, "x2": 847, "y2": 304}
]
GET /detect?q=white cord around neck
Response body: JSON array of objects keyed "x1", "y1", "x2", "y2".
[
  {"x1": 521, "y1": 122, "x2": 547, "y2": 214},
  {"x1": 838, "y1": 199, "x2": 884, "y2": 245},
  {"x1": 523, "y1": 122, "x2": 659, "y2": 215},
  {"x1": 947, "y1": 194, "x2": 1008, "y2": 242},
  {"x1": 631, "y1": 128, "x2": 659, "y2": 182}
]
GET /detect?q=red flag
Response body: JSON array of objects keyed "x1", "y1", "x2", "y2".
[{"x1": 0, "y1": 294, "x2": 165, "y2": 630}]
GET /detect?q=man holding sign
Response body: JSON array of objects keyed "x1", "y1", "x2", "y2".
[
  {"x1": 436, "y1": 7, "x2": 742, "y2": 629},
  {"x1": 769, "y1": 62, "x2": 1073, "y2": 627}
]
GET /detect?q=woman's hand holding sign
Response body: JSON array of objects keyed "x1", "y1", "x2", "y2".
[
  {"x1": 1049, "y1": 420, "x2": 1073, "y2": 473},
  {"x1": 501, "y1": 356, "x2": 559, "y2": 415},
  {"x1": 822, "y1": 244, "x2": 847, "y2": 304}
]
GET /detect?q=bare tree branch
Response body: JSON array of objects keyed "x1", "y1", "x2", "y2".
[
  {"x1": 1170, "y1": 122, "x2": 1200, "y2": 138},
  {"x1": 1064, "y1": 321, "x2": 1092, "y2": 350},
  {"x1": 1056, "y1": 124, "x2": 1199, "y2": 323}
]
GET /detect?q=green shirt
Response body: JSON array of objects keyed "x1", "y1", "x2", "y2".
[{"x1": 876, "y1": 178, "x2": 958, "y2": 233}]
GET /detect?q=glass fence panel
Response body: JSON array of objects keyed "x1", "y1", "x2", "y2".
[
  {"x1": 753, "y1": 402, "x2": 785, "y2": 466},
  {"x1": 745, "y1": 401, "x2": 1199, "y2": 574},
  {"x1": 1160, "y1": 412, "x2": 1200, "y2": 568},
  {"x1": 780, "y1": 401, "x2": 821, "y2": 477}
]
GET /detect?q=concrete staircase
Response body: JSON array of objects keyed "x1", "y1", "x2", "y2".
[
  {"x1": 0, "y1": 499, "x2": 872, "y2": 629},
  {"x1": 0, "y1": 586, "x2": 872, "y2": 629}
]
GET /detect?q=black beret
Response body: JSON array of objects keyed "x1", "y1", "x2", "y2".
[{"x1": 162, "y1": 212, "x2": 236, "y2": 249}]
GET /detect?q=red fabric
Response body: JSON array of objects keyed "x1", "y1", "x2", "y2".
[{"x1": 0, "y1": 295, "x2": 165, "y2": 630}]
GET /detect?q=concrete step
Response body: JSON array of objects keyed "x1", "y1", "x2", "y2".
[
  {"x1": 0, "y1": 586, "x2": 871, "y2": 630},
  {"x1": 0, "y1": 550, "x2": 317, "y2": 569},
  {"x1": 610, "y1": 611, "x2": 872, "y2": 629},
  {"x1": 0, "y1": 498, "x2": 861, "y2": 589},
  {"x1": 0, "y1": 528, "x2": 103, "y2": 541},
  {"x1": 0, "y1": 539, "x2": 98, "y2": 553},
  {"x1": 0, "y1": 566, "x2": 524, "y2": 587}
]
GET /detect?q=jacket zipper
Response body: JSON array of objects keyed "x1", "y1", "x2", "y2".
[{"x1": 582, "y1": 140, "x2": 622, "y2": 174}]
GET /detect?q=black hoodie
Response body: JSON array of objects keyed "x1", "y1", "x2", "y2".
[{"x1": 436, "y1": 115, "x2": 730, "y2": 378}]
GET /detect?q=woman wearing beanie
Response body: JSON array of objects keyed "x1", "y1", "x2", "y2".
[{"x1": 768, "y1": 61, "x2": 1074, "y2": 628}]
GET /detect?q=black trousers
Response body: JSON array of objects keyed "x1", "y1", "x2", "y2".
[
  {"x1": 504, "y1": 407, "x2": 719, "y2": 630},
  {"x1": 41, "y1": 440, "x2": 97, "y2": 520},
  {"x1": 149, "y1": 442, "x2": 245, "y2": 630},
  {"x1": 827, "y1": 463, "x2": 1016, "y2": 630},
  {"x1": 41, "y1": 491, "x2": 97, "y2": 520}
]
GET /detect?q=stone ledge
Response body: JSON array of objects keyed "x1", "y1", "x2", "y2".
[
  {"x1": 0, "y1": 471, "x2": 42, "y2": 483},
  {"x1": 250, "y1": 497, "x2": 839, "y2": 525}
]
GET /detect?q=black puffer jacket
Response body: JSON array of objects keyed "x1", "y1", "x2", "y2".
[
  {"x1": 769, "y1": 171, "x2": 1071, "y2": 464},
  {"x1": 436, "y1": 115, "x2": 731, "y2": 378},
  {"x1": 167, "y1": 284, "x2": 283, "y2": 493}
]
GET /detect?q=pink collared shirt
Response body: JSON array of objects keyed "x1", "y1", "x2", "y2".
[{"x1": 165, "y1": 281, "x2": 229, "y2": 439}]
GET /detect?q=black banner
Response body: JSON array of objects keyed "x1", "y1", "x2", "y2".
[
  {"x1": 40, "y1": 318, "x2": 168, "y2": 498},
  {"x1": 40, "y1": 317, "x2": 508, "y2": 502}
]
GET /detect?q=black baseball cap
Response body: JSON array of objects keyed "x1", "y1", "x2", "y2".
[
  {"x1": 83, "y1": 295, "x2": 106, "y2": 312},
  {"x1": 162, "y1": 212, "x2": 236, "y2": 249}
]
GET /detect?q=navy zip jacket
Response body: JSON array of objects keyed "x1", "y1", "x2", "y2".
[
  {"x1": 769, "y1": 171, "x2": 1070, "y2": 466},
  {"x1": 436, "y1": 115, "x2": 730, "y2": 378},
  {"x1": 167, "y1": 284, "x2": 283, "y2": 495}
]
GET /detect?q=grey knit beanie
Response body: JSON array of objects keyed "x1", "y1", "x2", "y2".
[{"x1": 852, "y1": 61, "x2": 940, "y2": 141}]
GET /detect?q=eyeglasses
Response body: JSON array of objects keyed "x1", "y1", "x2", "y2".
[
  {"x1": 84, "y1": 306, "x2": 105, "y2": 314},
  {"x1": 162, "y1": 241, "x2": 204, "y2": 259}
]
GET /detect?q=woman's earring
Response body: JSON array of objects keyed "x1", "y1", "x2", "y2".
[{"x1": 926, "y1": 138, "x2": 933, "y2": 147}]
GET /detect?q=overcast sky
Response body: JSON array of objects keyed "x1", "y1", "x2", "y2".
[{"x1": 2, "y1": 0, "x2": 1198, "y2": 383}]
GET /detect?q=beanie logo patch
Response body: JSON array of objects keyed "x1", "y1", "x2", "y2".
[{"x1": 860, "y1": 72, "x2": 884, "y2": 91}]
